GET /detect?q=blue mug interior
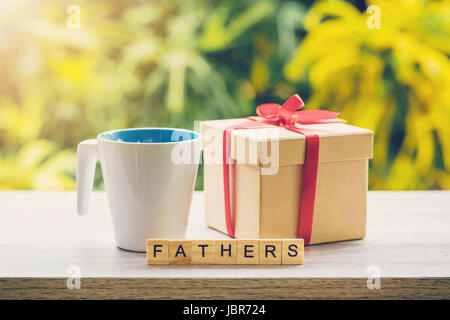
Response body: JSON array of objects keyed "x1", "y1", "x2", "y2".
[{"x1": 99, "y1": 128, "x2": 199, "y2": 143}]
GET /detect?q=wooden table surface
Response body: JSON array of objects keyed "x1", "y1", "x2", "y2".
[{"x1": 0, "y1": 191, "x2": 449, "y2": 299}]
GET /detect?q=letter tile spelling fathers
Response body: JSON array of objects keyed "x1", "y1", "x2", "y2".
[{"x1": 146, "y1": 239, "x2": 304, "y2": 265}]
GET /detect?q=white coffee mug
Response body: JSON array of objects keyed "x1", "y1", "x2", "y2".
[{"x1": 76, "y1": 128, "x2": 201, "y2": 252}]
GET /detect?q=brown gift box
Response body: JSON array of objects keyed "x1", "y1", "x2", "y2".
[{"x1": 201, "y1": 119, "x2": 373, "y2": 245}]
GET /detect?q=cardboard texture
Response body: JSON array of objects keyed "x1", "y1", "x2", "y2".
[{"x1": 202, "y1": 119, "x2": 373, "y2": 244}]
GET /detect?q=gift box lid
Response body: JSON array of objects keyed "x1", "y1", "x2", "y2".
[{"x1": 201, "y1": 118, "x2": 373, "y2": 167}]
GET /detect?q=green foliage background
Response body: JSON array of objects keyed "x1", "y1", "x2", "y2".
[{"x1": 0, "y1": 0, "x2": 449, "y2": 190}]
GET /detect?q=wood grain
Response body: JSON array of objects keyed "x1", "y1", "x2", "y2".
[
  {"x1": 0, "y1": 191, "x2": 449, "y2": 299},
  {"x1": 146, "y1": 240, "x2": 169, "y2": 265},
  {"x1": 214, "y1": 240, "x2": 237, "y2": 264},
  {"x1": 281, "y1": 239, "x2": 304, "y2": 265},
  {"x1": 236, "y1": 240, "x2": 259, "y2": 265},
  {"x1": 169, "y1": 240, "x2": 192, "y2": 265},
  {"x1": 260, "y1": 240, "x2": 282, "y2": 265},
  {"x1": 0, "y1": 278, "x2": 448, "y2": 300},
  {"x1": 191, "y1": 240, "x2": 215, "y2": 264}
]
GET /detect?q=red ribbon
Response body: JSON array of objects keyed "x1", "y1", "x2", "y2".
[{"x1": 222, "y1": 94, "x2": 341, "y2": 244}]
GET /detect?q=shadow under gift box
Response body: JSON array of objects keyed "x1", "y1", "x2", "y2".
[{"x1": 201, "y1": 119, "x2": 373, "y2": 245}]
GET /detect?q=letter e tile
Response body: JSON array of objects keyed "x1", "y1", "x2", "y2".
[{"x1": 237, "y1": 240, "x2": 259, "y2": 264}]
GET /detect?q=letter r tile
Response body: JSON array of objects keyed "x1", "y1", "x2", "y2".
[{"x1": 259, "y1": 240, "x2": 282, "y2": 264}]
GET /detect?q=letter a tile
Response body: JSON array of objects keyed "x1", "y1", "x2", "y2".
[{"x1": 147, "y1": 239, "x2": 169, "y2": 265}]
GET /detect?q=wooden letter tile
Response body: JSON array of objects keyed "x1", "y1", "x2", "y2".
[
  {"x1": 147, "y1": 238, "x2": 304, "y2": 265},
  {"x1": 259, "y1": 240, "x2": 282, "y2": 264},
  {"x1": 214, "y1": 240, "x2": 237, "y2": 264},
  {"x1": 146, "y1": 239, "x2": 169, "y2": 265},
  {"x1": 169, "y1": 240, "x2": 192, "y2": 264},
  {"x1": 237, "y1": 240, "x2": 259, "y2": 264},
  {"x1": 281, "y1": 239, "x2": 304, "y2": 265},
  {"x1": 191, "y1": 240, "x2": 215, "y2": 264}
]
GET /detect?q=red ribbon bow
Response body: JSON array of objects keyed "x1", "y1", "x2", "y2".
[
  {"x1": 222, "y1": 94, "x2": 341, "y2": 244},
  {"x1": 249, "y1": 94, "x2": 339, "y2": 126}
]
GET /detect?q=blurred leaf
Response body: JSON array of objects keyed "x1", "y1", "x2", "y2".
[
  {"x1": 0, "y1": 140, "x2": 75, "y2": 190},
  {"x1": 285, "y1": 0, "x2": 450, "y2": 190},
  {"x1": 0, "y1": 0, "x2": 448, "y2": 191},
  {"x1": 199, "y1": 1, "x2": 275, "y2": 52},
  {"x1": 123, "y1": 3, "x2": 161, "y2": 26},
  {"x1": 16, "y1": 140, "x2": 57, "y2": 169},
  {"x1": 277, "y1": 1, "x2": 307, "y2": 59}
]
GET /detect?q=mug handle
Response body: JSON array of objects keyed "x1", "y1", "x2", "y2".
[{"x1": 76, "y1": 139, "x2": 98, "y2": 216}]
